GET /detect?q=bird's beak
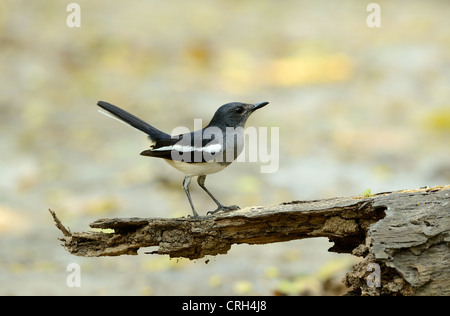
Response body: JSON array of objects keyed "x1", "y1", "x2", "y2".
[{"x1": 252, "y1": 101, "x2": 269, "y2": 111}]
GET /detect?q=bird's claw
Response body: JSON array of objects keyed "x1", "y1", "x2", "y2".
[{"x1": 207, "y1": 205, "x2": 240, "y2": 215}]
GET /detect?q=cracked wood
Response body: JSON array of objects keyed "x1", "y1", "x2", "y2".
[{"x1": 50, "y1": 185, "x2": 450, "y2": 295}]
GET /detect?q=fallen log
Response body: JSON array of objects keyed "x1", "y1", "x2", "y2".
[{"x1": 50, "y1": 185, "x2": 450, "y2": 295}]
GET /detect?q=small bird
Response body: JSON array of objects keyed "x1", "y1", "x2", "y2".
[{"x1": 97, "y1": 100, "x2": 268, "y2": 217}]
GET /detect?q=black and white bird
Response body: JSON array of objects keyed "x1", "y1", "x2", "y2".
[{"x1": 97, "y1": 100, "x2": 268, "y2": 218}]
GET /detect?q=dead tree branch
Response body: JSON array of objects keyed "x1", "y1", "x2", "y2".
[{"x1": 50, "y1": 185, "x2": 450, "y2": 295}]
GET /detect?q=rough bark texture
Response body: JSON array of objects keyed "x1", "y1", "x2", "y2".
[
  {"x1": 50, "y1": 185, "x2": 450, "y2": 296},
  {"x1": 344, "y1": 186, "x2": 450, "y2": 296}
]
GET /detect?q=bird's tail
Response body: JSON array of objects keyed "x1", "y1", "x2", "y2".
[{"x1": 97, "y1": 101, "x2": 170, "y2": 141}]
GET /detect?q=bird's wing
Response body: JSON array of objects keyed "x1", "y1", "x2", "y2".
[{"x1": 141, "y1": 131, "x2": 222, "y2": 163}]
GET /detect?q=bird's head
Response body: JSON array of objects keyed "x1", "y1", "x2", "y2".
[{"x1": 208, "y1": 101, "x2": 269, "y2": 128}]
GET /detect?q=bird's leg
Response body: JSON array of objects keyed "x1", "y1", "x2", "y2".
[
  {"x1": 183, "y1": 176, "x2": 199, "y2": 218},
  {"x1": 197, "y1": 175, "x2": 240, "y2": 215}
]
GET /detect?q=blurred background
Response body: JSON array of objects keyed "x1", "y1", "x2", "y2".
[{"x1": 1, "y1": 0, "x2": 449, "y2": 295}]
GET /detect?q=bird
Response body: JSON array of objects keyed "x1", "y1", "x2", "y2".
[{"x1": 96, "y1": 100, "x2": 269, "y2": 218}]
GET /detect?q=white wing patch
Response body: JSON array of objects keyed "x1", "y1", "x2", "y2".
[{"x1": 152, "y1": 143, "x2": 222, "y2": 154}]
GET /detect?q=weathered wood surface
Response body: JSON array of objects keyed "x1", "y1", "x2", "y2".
[
  {"x1": 345, "y1": 186, "x2": 450, "y2": 295},
  {"x1": 50, "y1": 185, "x2": 450, "y2": 295},
  {"x1": 51, "y1": 196, "x2": 386, "y2": 258}
]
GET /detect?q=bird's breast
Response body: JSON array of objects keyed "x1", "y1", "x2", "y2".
[{"x1": 163, "y1": 159, "x2": 230, "y2": 176}]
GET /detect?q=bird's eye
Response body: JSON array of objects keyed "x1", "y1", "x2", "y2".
[{"x1": 235, "y1": 107, "x2": 244, "y2": 114}]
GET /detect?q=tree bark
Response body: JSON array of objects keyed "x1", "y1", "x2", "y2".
[{"x1": 50, "y1": 185, "x2": 450, "y2": 295}]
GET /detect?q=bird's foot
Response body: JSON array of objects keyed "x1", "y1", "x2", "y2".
[
  {"x1": 187, "y1": 212, "x2": 201, "y2": 219},
  {"x1": 207, "y1": 205, "x2": 240, "y2": 215}
]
